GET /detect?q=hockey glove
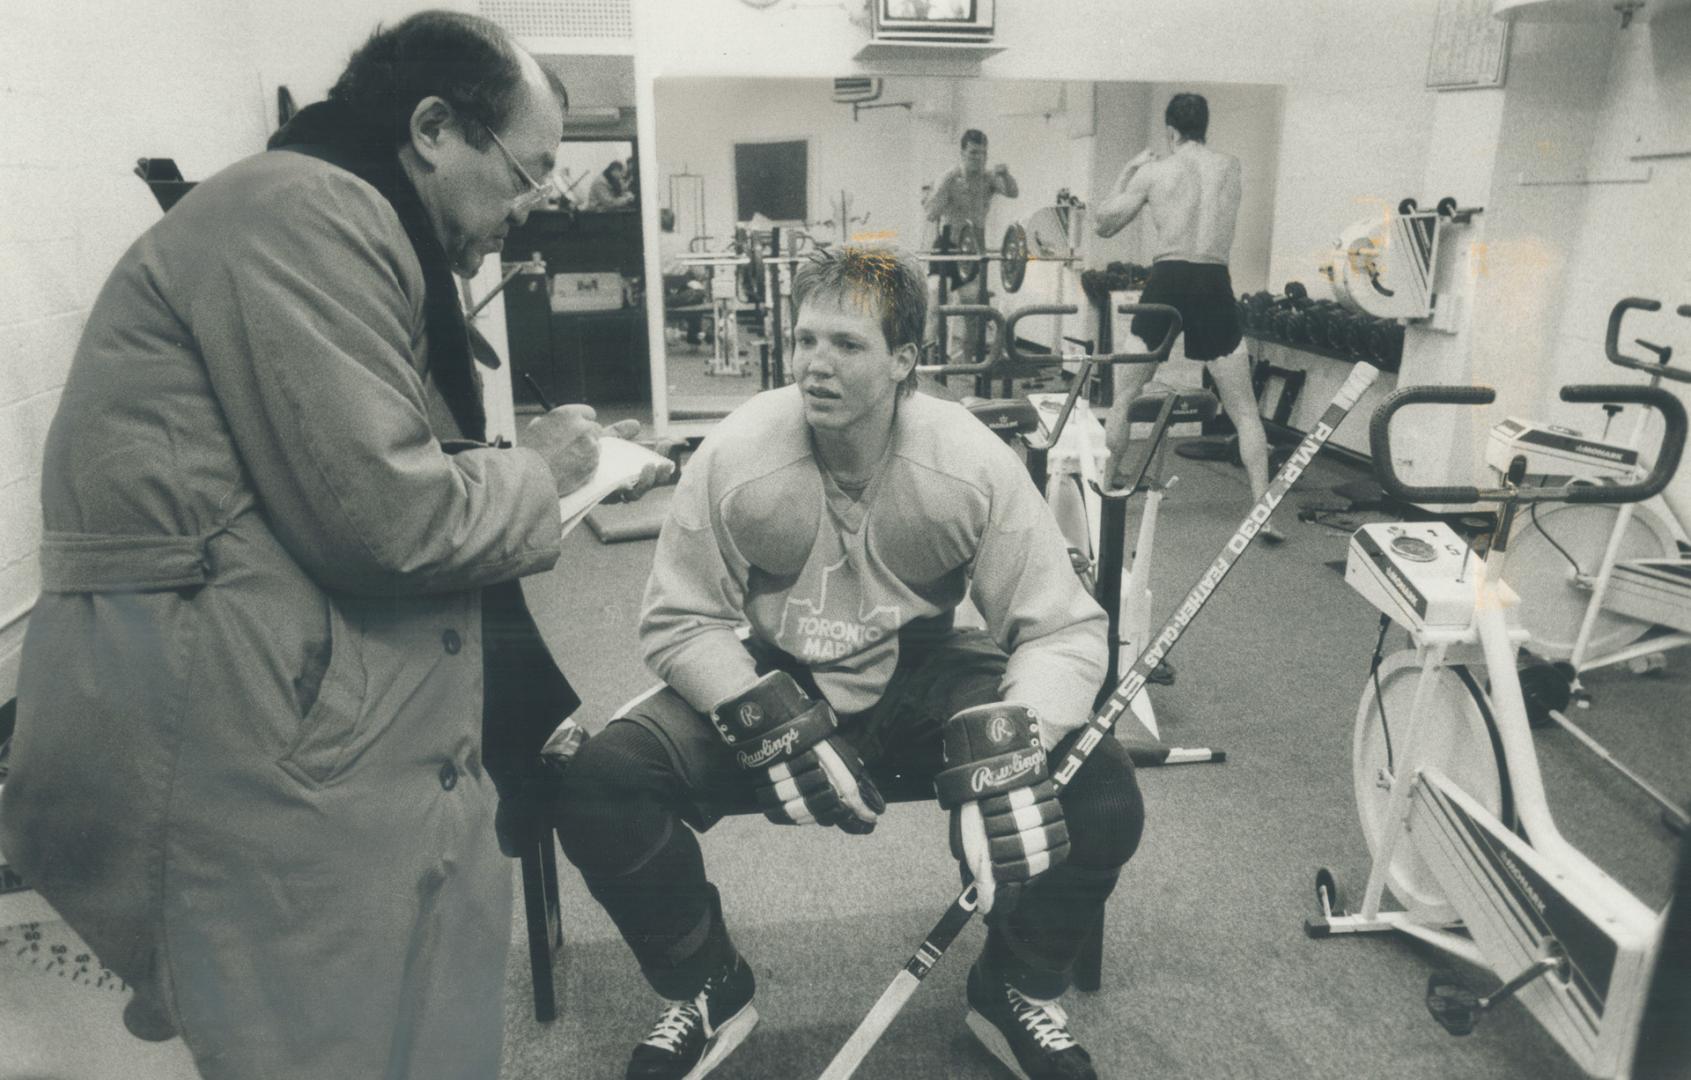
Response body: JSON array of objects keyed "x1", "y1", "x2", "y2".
[
  {"x1": 712, "y1": 671, "x2": 885, "y2": 834},
  {"x1": 934, "y1": 702, "x2": 1070, "y2": 914}
]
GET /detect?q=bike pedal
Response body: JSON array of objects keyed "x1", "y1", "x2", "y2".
[{"x1": 1426, "y1": 972, "x2": 1482, "y2": 1036}]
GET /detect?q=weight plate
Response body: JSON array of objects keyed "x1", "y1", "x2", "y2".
[
  {"x1": 952, "y1": 224, "x2": 981, "y2": 290},
  {"x1": 1000, "y1": 222, "x2": 1028, "y2": 294}
]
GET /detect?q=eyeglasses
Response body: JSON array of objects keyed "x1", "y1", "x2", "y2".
[{"x1": 484, "y1": 125, "x2": 562, "y2": 215}]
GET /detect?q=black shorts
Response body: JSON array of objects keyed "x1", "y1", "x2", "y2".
[
  {"x1": 1130, "y1": 260, "x2": 1241, "y2": 362},
  {"x1": 611, "y1": 629, "x2": 1014, "y2": 831}
]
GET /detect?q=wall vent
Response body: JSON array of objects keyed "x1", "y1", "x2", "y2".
[{"x1": 478, "y1": 0, "x2": 633, "y2": 40}]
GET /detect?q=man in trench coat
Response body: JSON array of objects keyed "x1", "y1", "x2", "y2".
[{"x1": 0, "y1": 11, "x2": 663, "y2": 1078}]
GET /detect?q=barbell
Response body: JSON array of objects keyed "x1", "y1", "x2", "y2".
[
  {"x1": 918, "y1": 222, "x2": 1073, "y2": 294},
  {"x1": 670, "y1": 220, "x2": 1072, "y2": 303}
]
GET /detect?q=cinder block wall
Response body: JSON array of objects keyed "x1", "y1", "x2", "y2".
[{"x1": 0, "y1": 1, "x2": 266, "y2": 700}]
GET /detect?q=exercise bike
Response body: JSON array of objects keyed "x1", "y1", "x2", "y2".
[
  {"x1": 1489, "y1": 297, "x2": 1691, "y2": 831},
  {"x1": 923, "y1": 301, "x2": 1223, "y2": 761},
  {"x1": 1306, "y1": 380, "x2": 1687, "y2": 1078},
  {"x1": 1500, "y1": 298, "x2": 1691, "y2": 683}
]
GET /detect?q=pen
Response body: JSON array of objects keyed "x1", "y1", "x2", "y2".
[{"x1": 522, "y1": 372, "x2": 555, "y2": 411}]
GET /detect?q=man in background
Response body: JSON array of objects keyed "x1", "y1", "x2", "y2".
[
  {"x1": 1093, "y1": 92, "x2": 1279, "y2": 538},
  {"x1": 589, "y1": 158, "x2": 637, "y2": 211},
  {"x1": 924, "y1": 128, "x2": 1018, "y2": 364}
]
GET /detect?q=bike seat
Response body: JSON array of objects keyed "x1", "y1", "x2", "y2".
[
  {"x1": 962, "y1": 396, "x2": 1041, "y2": 441},
  {"x1": 1127, "y1": 384, "x2": 1219, "y2": 425}
]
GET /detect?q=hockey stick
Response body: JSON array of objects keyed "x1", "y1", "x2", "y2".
[{"x1": 816, "y1": 361, "x2": 1380, "y2": 1080}]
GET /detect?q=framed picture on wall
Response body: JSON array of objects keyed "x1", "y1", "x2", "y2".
[{"x1": 733, "y1": 139, "x2": 808, "y2": 224}]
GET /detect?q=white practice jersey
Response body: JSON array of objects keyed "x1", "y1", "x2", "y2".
[{"x1": 641, "y1": 387, "x2": 1106, "y2": 745}]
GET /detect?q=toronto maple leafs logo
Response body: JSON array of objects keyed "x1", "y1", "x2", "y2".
[{"x1": 778, "y1": 554, "x2": 901, "y2": 663}]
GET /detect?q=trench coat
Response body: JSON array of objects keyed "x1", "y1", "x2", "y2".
[{"x1": 0, "y1": 148, "x2": 563, "y2": 1079}]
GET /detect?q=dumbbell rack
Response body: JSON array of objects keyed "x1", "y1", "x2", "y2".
[{"x1": 1240, "y1": 283, "x2": 1406, "y2": 372}]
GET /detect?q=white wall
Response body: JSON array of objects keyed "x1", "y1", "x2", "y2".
[
  {"x1": 0, "y1": 0, "x2": 269, "y2": 701},
  {"x1": 1088, "y1": 83, "x2": 1156, "y2": 270},
  {"x1": 1526, "y1": 10, "x2": 1691, "y2": 519}
]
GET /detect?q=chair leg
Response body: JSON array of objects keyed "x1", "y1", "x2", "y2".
[
  {"x1": 541, "y1": 832, "x2": 563, "y2": 949},
  {"x1": 521, "y1": 831, "x2": 560, "y2": 1023},
  {"x1": 1074, "y1": 905, "x2": 1105, "y2": 992}
]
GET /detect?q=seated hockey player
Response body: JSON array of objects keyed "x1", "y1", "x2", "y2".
[{"x1": 557, "y1": 245, "x2": 1145, "y2": 1080}]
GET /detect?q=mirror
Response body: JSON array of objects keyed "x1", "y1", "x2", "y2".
[
  {"x1": 648, "y1": 76, "x2": 1284, "y2": 432},
  {"x1": 502, "y1": 136, "x2": 646, "y2": 417},
  {"x1": 557, "y1": 140, "x2": 637, "y2": 213}
]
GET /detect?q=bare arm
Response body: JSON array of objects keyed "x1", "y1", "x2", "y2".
[
  {"x1": 1093, "y1": 151, "x2": 1156, "y2": 238},
  {"x1": 992, "y1": 164, "x2": 1019, "y2": 199}
]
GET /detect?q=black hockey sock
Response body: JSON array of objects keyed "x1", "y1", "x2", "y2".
[
  {"x1": 558, "y1": 723, "x2": 737, "y2": 999},
  {"x1": 977, "y1": 732, "x2": 1142, "y2": 1000},
  {"x1": 586, "y1": 838, "x2": 736, "y2": 1000},
  {"x1": 983, "y1": 864, "x2": 1121, "y2": 1000}
]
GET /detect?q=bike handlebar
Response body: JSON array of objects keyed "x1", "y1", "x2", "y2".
[
  {"x1": 913, "y1": 305, "x2": 1007, "y2": 376},
  {"x1": 1369, "y1": 383, "x2": 1687, "y2": 507},
  {"x1": 1605, "y1": 296, "x2": 1691, "y2": 385},
  {"x1": 1557, "y1": 385, "x2": 1686, "y2": 503},
  {"x1": 1002, "y1": 303, "x2": 1183, "y2": 368},
  {"x1": 1369, "y1": 386, "x2": 1496, "y2": 505}
]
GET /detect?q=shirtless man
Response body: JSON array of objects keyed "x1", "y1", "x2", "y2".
[
  {"x1": 1093, "y1": 93, "x2": 1277, "y2": 535},
  {"x1": 925, "y1": 129, "x2": 1018, "y2": 363}
]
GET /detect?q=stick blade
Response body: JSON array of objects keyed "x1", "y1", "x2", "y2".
[{"x1": 816, "y1": 971, "x2": 921, "y2": 1080}]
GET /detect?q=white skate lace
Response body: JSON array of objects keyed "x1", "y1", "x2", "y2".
[
  {"x1": 1006, "y1": 987, "x2": 1076, "y2": 1051},
  {"x1": 641, "y1": 1000, "x2": 701, "y2": 1052}
]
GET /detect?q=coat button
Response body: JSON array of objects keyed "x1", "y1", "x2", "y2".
[
  {"x1": 441, "y1": 629, "x2": 462, "y2": 654},
  {"x1": 439, "y1": 762, "x2": 458, "y2": 791}
]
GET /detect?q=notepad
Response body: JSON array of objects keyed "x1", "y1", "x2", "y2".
[{"x1": 559, "y1": 437, "x2": 673, "y2": 538}]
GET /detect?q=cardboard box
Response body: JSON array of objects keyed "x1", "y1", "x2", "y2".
[{"x1": 550, "y1": 272, "x2": 625, "y2": 313}]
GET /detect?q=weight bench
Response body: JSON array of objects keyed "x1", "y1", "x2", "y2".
[{"x1": 517, "y1": 765, "x2": 1109, "y2": 1024}]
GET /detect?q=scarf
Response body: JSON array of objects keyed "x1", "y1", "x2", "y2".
[{"x1": 268, "y1": 99, "x2": 487, "y2": 441}]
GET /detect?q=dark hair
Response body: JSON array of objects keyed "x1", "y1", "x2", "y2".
[
  {"x1": 329, "y1": 10, "x2": 568, "y2": 150},
  {"x1": 960, "y1": 129, "x2": 988, "y2": 150},
  {"x1": 790, "y1": 247, "x2": 927, "y2": 398},
  {"x1": 1164, "y1": 93, "x2": 1209, "y2": 143},
  {"x1": 602, "y1": 159, "x2": 626, "y2": 194}
]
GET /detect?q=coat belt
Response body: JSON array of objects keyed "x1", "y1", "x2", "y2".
[{"x1": 39, "y1": 531, "x2": 217, "y2": 593}]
